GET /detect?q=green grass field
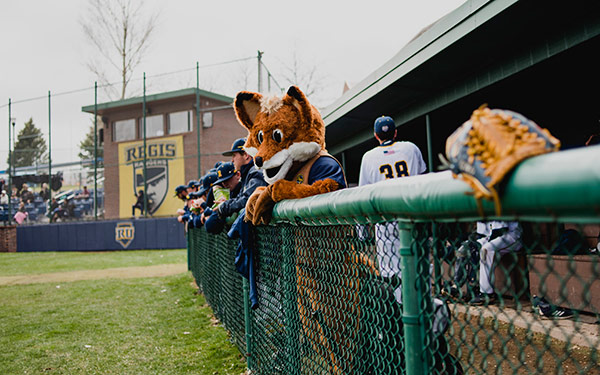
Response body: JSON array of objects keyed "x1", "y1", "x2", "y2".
[
  {"x1": 0, "y1": 250, "x2": 246, "y2": 375},
  {"x1": 0, "y1": 249, "x2": 187, "y2": 276}
]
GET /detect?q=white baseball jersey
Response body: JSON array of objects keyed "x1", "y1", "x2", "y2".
[
  {"x1": 357, "y1": 140, "x2": 426, "y2": 303},
  {"x1": 358, "y1": 140, "x2": 427, "y2": 186}
]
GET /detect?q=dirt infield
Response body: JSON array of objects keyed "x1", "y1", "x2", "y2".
[{"x1": 0, "y1": 263, "x2": 188, "y2": 286}]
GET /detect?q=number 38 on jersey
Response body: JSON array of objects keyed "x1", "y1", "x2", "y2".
[{"x1": 379, "y1": 160, "x2": 409, "y2": 179}]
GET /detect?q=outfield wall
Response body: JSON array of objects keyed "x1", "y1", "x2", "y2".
[{"x1": 16, "y1": 217, "x2": 185, "y2": 252}]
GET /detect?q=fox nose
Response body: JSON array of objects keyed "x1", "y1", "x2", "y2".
[{"x1": 254, "y1": 156, "x2": 263, "y2": 168}]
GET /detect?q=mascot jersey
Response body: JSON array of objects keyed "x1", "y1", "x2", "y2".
[
  {"x1": 358, "y1": 140, "x2": 426, "y2": 186},
  {"x1": 292, "y1": 150, "x2": 346, "y2": 188}
]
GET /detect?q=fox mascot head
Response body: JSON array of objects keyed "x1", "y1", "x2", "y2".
[
  {"x1": 234, "y1": 85, "x2": 325, "y2": 184},
  {"x1": 234, "y1": 85, "x2": 344, "y2": 225}
]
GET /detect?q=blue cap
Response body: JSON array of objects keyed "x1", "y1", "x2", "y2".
[
  {"x1": 198, "y1": 172, "x2": 218, "y2": 196},
  {"x1": 222, "y1": 138, "x2": 246, "y2": 156},
  {"x1": 188, "y1": 191, "x2": 204, "y2": 199},
  {"x1": 174, "y1": 184, "x2": 188, "y2": 198},
  {"x1": 214, "y1": 161, "x2": 223, "y2": 169},
  {"x1": 187, "y1": 180, "x2": 199, "y2": 189},
  {"x1": 374, "y1": 116, "x2": 396, "y2": 138},
  {"x1": 214, "y1": 162, "x2": 237, "y2": 185}
]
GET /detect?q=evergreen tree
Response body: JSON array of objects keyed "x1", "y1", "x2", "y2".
[
  {"x1": 7, "y1": 118, "x2": 48, "y2": 168},
  {"x1": 78, "y1": 123, "x2": 104, "y2": 178},
  {"x1": 78, "y1": 124, "x2": 104, "y2": 161}
]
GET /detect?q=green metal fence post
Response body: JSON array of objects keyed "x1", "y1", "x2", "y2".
[
  {"x1": 186, "y1": 230, "x2": 191, "y2": 271},
  {"x1": 282, "y1": 226, "x2": 300, "y2": 375},
  {"x1": 48, "y1": 91, "x2": 52, "y2": 202},
  {"x1": 399, "y1": 221, "x2": 429, "y2": 375},
  {"x1": 243, "y1": 277, "x2": 253, "y2": 370},
  {"x1": 94, "y1": 81, "x2": 98, "y2": 220},
  {"x1": 7, "y1": 99, "x2": 12, "y2": 225},
  {"x1": 196, "y1": 62, "x2": 201, "y2": 177},
  {"x1": 142, "y1": 73, "x2": 147, "y2": 218}
]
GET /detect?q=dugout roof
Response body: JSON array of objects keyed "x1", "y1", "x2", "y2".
[
  {"x1": 323, "y1": 0, "x2": 600, "y2": 184},
  {"x1": 82, "y1": 88, "x2": 232, "y2": 115}
]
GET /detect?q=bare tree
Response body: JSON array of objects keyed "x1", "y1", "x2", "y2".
[
  {"x1": 275, "y1": 49, "x2": 331, "y2": 108},
  {"x1": 234, "y1": 59, "x2": 255, "y2": 92},
  {"x1": 82, "y1": 0, "x2": 159, "y2": 99}
]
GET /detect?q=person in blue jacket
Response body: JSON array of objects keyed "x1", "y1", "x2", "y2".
[{"x1": 204, "y1": 138, "x2": 267, "y2": 233}]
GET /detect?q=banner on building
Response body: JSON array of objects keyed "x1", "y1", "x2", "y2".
[{"x1": 118, "y1": 135, "x2": 185, "y2": 218}]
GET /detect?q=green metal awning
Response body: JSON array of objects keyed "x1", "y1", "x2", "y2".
[{"x1": 323, "y1": 0, "x2": 600, "y2": 155}]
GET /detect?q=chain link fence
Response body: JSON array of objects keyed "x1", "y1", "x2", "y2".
[{"x1": 188, "y1": 148, "x2": 600, "y2": 374}]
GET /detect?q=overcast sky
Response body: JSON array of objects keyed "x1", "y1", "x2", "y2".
[{"x1": 0, "y1": 0, "x2": 466, "y2": 173}]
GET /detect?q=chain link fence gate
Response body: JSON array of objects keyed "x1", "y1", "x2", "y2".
[{"x1": 188, "y1": 146, "x2": 600, "y2": 374}]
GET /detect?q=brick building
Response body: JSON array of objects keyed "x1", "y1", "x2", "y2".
[{"x1": 82, "y1": 88, "x2": 246, "y2": 219}]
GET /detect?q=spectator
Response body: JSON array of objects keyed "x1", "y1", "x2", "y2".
[
  {"x1": 174, "y1": 185, "x2": 190, "y2": 224},
  {"x1": 48, "y1": 197, "x2": 59, "y2": 221},
  {"x1": 186, "y1": 172, "x2": 218, "y2": 228},
  {"x1": 40, "y1": 183, "x2": 51, "y2": 201},
  {"x1": 11, "y1": 186, "x2": 18, "y2": 198},
  {"x1": 132, "y1": 190, "x2": 145, "y2": 217},
  {"x1": 51, "y1": 198, "x2": 75, "y2": 223},
  {"x1": 358, "y1": 115, "x2": 427, "y2": 303},
  {"x1": 469, "y1": 221, "x2": 522, "y2": 305},
  {"x1": 0, "y1": 178, "x2": 5, "y2": 193},
  {"x1": 187, "y1": 180, "x2": 199, "y2": 195},
  {"x1": 13, "y1": 210, "x2": 28, "y2": 225},
  {"x1": 77, "y1": 186, "x2": 90, "y2": 198},
  {"x1": 20, "y1": 184, "x2": 34, "y2": 203},
  {"x1": 0, "y1": 190, "x2": 8, "y2": 205},
  {"x1": 204, "y1": 138, "x2": 267, "y2": 231}
]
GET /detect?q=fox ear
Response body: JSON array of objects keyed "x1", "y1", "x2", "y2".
[
  {"x1": 234, "y1": 91, "x2": 262, "y2": 130},
  {"x1": 285, "y1": 86, "x2": 313, "y2": 124}
]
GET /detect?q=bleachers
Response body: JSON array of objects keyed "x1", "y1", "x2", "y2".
[{"x1": 1, "y1": 188, "x2": 105, "y2": 224}]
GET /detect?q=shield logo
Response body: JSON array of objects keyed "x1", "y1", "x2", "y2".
[
  {"x1": 115, "y1": 222, "x2": 135, "y2": 248},
  {"x1": 134, "y1": 160, "x2": 168, "y2": 215}
]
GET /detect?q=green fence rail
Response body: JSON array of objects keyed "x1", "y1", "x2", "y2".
[{"x1": 188, "y1": 146, "x2": 600, "y2": 375}]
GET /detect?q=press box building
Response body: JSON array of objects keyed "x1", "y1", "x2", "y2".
[{"x1": 82, "y1": 88, "x2": 246, "y2": 219}]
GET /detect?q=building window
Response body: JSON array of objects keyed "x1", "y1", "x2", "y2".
[
  {"x1": 202, "y1": 112, "x2": 213, "y2": 128},
  {"x1": 113, "y1": 119, "x2": 136, "y2": 142},
  {"x1": 138, "y1": 114, "x2": 164, "y2": 138},
  {"x1": 168, "y1": 110, "x2": 191, "y2": 134}
]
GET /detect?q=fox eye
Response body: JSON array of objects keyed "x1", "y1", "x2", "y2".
[
  {"x1": 257, "y1": 130, "x2": 264, "y2": 144},
  {"x1": 272, "y1": 129, "x2": 283, "y2": 143}
]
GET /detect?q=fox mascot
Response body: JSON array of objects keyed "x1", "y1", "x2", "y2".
[
  {"x1": 234, "y1": 86, "x2": 357, "y2": 373},
  {"x1": 233, "y1": 85, "x2": 347, "y2": 225}
]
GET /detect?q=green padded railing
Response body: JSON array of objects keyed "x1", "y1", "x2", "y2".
[{"x1": 189, "y1": 146, "x2": 600, "y2": 375}]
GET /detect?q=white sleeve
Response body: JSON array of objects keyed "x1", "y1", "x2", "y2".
[
  {"x1": 416, "y1": 145, "x2": 427, "y2": 175},
  {"x1": 358, "y1": 153, "x2": 370, "y2": 187}
]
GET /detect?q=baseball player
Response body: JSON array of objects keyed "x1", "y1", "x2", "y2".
[
  {"x1": 470, "y1": 220, "x2": 522, "y2": 305},
  {"x1": 358, "y1": 116, "x2": 427, "y2": 303},
  {"x1": 358, "y1": 116, "x2": 426, "y2": 186}
]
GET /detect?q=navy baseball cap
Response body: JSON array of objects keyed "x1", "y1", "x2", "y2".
[
  {"x1": 374, "y1": 116, "x2": 396, "y2": 138},
  {"x1": 188, "y1": 191, "x2": 204, "y2": 199},
  {"x1": 187, "y1": 180, "x2": 199, "y2": 189},
  {"x1": 214, "y1": 161, "x2": 223, "y2": 169},
  {"x1": 174, "y1": 184, "x2": 188, "y2": 197},
  {"x1": 214, "y1": 162, "x2": 237, "y2": 185},
  {"x1": 198, "y1": 172, "x2": 218, "y2": 196},
  {"x1": 222, "y1": 138, "x2": 246, "y2": 156}
]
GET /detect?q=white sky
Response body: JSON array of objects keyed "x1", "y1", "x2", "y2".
[{"x1": 0, "y1": 0, "x2": 466, "y2": 173}]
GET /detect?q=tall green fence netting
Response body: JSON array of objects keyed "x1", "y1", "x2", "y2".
[{"x1": 188, "y1": 148, "x2": 600, "y2": 375}]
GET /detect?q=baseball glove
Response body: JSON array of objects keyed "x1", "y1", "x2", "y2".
[{"x1": 442, "y1": 105, "x2": 560, "y2": 215}]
